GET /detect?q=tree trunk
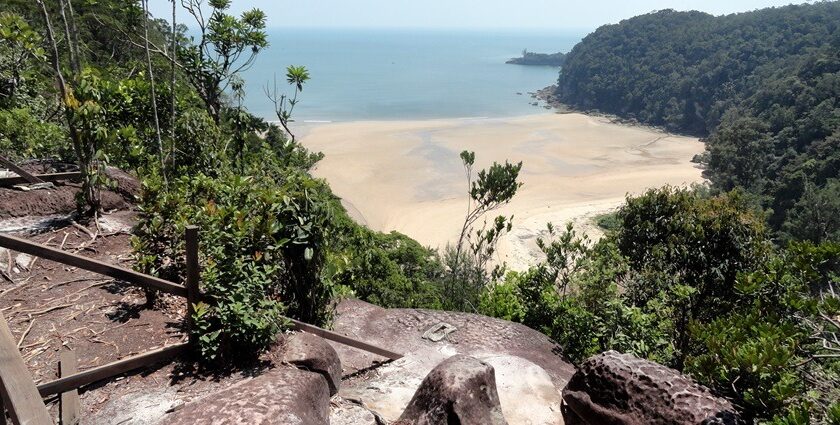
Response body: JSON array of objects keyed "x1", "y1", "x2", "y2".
[
  {"x1": 38, "y1": 0, "x2": 99, "y2": 216},
  {"x1": 141, "y1": 0, "x2": 166, "y2": 181}
]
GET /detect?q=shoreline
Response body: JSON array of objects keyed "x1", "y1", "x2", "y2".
[{"x1": 300, "y1": 111, "x2": 706, "y2": 270}]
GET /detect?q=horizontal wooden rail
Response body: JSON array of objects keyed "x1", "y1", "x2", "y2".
[
  {"x1": 0, "y1": 313, "x2": 54, "y2": 425},
  {"x1": 0, "y1": 233, "x2": 187, "y2": 297},
  {"x1": 286, "y1": 317, "x2": 403, "y2": 361},
  {"x1": 0, "y1": 155, "x2": 44, "y2": 184},
  {"x1": 0, "y1": 172, "x2": 81, "y2": 187},
  {"x1": 37, "y1": 343, "x2": 189, "y2": 397}
]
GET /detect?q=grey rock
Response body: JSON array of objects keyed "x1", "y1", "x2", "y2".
[
  {"x1": 396, "y1": 354, "x2": 508, "y2": 425},
  {"x1": 161, "y1": 367, "x2": 329, "y2": 425},
  {"x1": 272, "y1": 331, "x2": 342, "y2": 396},
  {"x1": 562, "y1": 350, "x2": 742, "y2": 425}
]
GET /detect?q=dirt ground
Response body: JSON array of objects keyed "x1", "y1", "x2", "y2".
[{"x1": 0, "y1": 179, "x2": 265, "y2": 423}]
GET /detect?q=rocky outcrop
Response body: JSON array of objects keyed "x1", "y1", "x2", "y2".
[
  {"x1": 104, "y1": 166, "x2": 140, "y2": 200},
  {"x1": 562, "y1": 351, "x2": 742, "y2": 425},
  {"x1": 332, "y1": 299, "x2": 574, "y2": 384},
  {"x1": 158, "y1": 332, "x2": 343, "y2": 425},
  {"x1": 272, "y1": 331, "x2": 342, "y2": 396},
  {"x1": 162, "y1": 367, "x2": 330, "y2": 425},
  {"x1": 333, "y1": 299, "x2": 571, "y2": 424},
  {"x1": 395, "y1": 355, "x2": 507, "y2": 425}
]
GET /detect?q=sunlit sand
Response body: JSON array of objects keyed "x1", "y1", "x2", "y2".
[{"x1": 301, "y1": 112, "x2": 705, "y2": 270}]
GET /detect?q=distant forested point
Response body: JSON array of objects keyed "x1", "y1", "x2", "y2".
[
  {"x1": 506, "y1": 49, "x2": 565, "y2": 66},
  {"x1": 555, "y1": 3, "x2": 840, "y2": 243}
]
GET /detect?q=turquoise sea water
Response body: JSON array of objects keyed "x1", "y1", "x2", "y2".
[{"x1": 239, "y1": 28, "x2": 584, "y2": 121}]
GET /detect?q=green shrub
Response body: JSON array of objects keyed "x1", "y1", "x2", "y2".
[
  {"x1": 686, "y1": 241, "x2": 840, "y2": 423},
  {"x1": 593, "y1": 211, "x2": 621, "y2": 232},
  {"x1": 330, "y1": 227, "x2": 444, "y2": 309},
  {"x1": 475, "y1": 187, "x2": 839, "y2": 422},
  {"x1": 0, "y1": 107, "x2": 68, "y2": 161},
  {"x1": 133, "y1": 166, "x2": 337, "y2": 361},
  {"x1": 781, "y1": 179, "x2": 840, "y2": 244},
  {"x1": 478, "y1": 273, "x2": 526, "y2": 322},
  {"x1": 615, "y1": 187, "x2": 770, "y2": 367}
]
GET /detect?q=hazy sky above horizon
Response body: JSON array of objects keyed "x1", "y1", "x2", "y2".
[{"x1": 149, "y1": 0, "x2": 813, "y2": 31}]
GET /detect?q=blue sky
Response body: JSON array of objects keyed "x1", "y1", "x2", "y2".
[{"x1": 148, "y1": 0, "x2": 813, "y2": 31}]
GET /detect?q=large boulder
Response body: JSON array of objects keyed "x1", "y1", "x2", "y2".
[
  {"x1": 562, "y1": 351, "x2": 742, "y2": 425},
  {"x1": 333, "y1": 299, "x2": 570, "y2": 424},
  {"x1": 395, "y1": 354, "x2": 508, "y2": 425},
  {"x1": 161, "y1": 367, "x2": 329, "y2": 425},
  {"x1": 271, "y1": 331, "x2": 342, "y2": 396}
]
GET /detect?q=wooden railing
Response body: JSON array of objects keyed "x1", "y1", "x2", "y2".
[
  {"x1": 0, "y1": 227, "x2": 199, "y2": 425},
  {"x1": 0, "y1": 225, "x2": 402, "y2": 424},
  {"x1": 0, "y1": 154, "x2": 81, "y2": 188},
  {"x1": 0, "y1": 312, "x2": 53, "y2": 425}
]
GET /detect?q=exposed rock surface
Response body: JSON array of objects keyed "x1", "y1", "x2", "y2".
[
  {"x1": 562, "y1": 351, "x2": 742, "y2": 425},
  {"x1": 332, "y1": 299, "x2": 573, "y2": 424},
  {"x1": 270, "y1": 331, "x2": 342, "y2": 396},
  {"x1": 330, "y1": 397, "x2": 382, "y2": 425},
  {"x1": 161, "y1": 366, "x2": 329, "y2": 425},
  {"x1": 104, "y1": 166, "x2": 141, "y2": 200},
  {"x1": 395, "y1": 354, "x2": 508, "y2": 425},
  {"x1": 333, "y1": 299, "x2": 573, "y2": 385}
]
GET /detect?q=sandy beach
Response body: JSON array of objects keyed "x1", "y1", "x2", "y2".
[{"x1": 301, "y1": 112, "x2": 706, "y2": 270}]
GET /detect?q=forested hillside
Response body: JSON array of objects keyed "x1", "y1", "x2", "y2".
[
  {"x1": 1, "y1": 2, "x2": 838, "y2": 423},
  {"x1": 555, "y1": 3, "x2": 840, "y2": 243}
]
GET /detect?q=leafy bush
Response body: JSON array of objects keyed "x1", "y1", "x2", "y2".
[
  {"x1": 781, "y1": 179, "x2": 840, "y2": 244},
  {"x1": 478, "y1": 272, "x2": 526, "y2": 322},
  {"x1": 331, "y1": 228, "x2": 444, "y2": 309},
  {"x1": 615, "y1": 187, "x2": 770, "y2": 367},
  {"x1": 593, "y1": 211, "x2": 621, "y2": 232},
  {"x1": 476, "y1": 187, "x2": 839, "y2": 422},
  {"x1": 686, "y1": 242, "x2": 840, "y2": 423},
  {"x1": 0, "y1": 107, "x2": 68, "y2": 160},
  {"x1": 133, "y1": 165, "x2": 338, "y2": 361}
]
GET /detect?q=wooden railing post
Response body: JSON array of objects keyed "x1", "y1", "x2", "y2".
[
  {"x1": 0, "y1": 313, "x2": 53, "y2": 424},
  {"x1": 59, "y1": 348, "x2": 80, "y2": 425},
  {"x1": 184, "y1": 226, "x2": 200, "y2": 344}
]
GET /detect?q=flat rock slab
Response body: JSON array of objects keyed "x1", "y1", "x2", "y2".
[
  {"x1": 333, "y1": 299, "x2": 572, "y2": 424},
  {"x1": 330, "y1": 398, "x2": 380, "y2": 425},
  {"x1": 161, "y1": 366, "x2": 329, "y2": 425},
  {"x1": 86, "y1": 387, "x2": 182, "y2": 425},
  {"x1": 332, "y1": 299, "x2": 574, "y2": 385}
]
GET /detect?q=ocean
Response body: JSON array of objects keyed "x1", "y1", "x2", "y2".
[{"x1": 238, "y1": 28, "x2": 584, "y2": 122}]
